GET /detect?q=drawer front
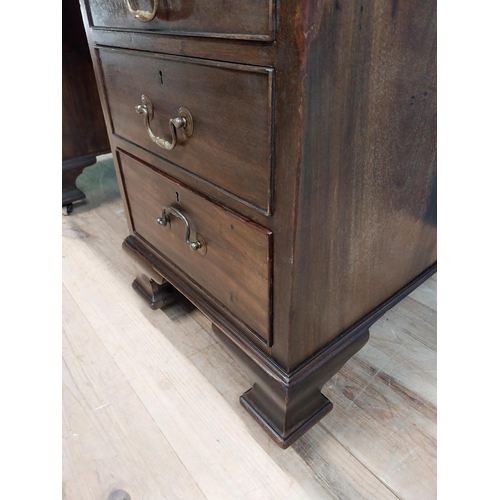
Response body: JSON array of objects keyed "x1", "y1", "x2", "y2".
[
  {"x1": 86, "y1": 0, "x2": 274, "y2": 40},
  {"x1": 99, "y1": 48, "x2": 274, "y2": 214},
  {"x1": 118, "y1": 150, "x2": 273, "y2": 345}
]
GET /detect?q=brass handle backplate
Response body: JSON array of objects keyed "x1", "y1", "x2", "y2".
[
  {"x1": 135, "y1": 95, "x2": 194, "y2": 151},
  {"x1": 156, "y1": 206, "x2": 206, "y2": 255},
  {"x1": 125, "y1": 0, "x2": 158, "y2": 22}
]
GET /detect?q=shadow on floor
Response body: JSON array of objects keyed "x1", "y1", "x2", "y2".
[{"x1": 71, "y1": 157, "x2": 121, "y2": 214}]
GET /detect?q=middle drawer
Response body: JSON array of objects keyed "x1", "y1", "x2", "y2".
[{"x1": 98, "y1": 47, "x2": 274, "y2": 215}]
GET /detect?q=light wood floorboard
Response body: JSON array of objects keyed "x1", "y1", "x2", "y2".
[{"x1": 62, "y1": 158, "x2": 437, "y2": 500}]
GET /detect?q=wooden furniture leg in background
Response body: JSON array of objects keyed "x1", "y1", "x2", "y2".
[
  {"x1": 62, "y1": 0, "x2": 109, "y2": 214},
  {"x1": 62, "y1": 154, "x2": 98, "y2": 213}
]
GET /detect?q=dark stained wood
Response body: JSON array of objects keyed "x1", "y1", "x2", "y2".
[
  {"x1": 219, "y1": 262, "x2": 435, "y2": 448},
  {"x1": 272, "y1": 0, "x2": 438, "y2": 369},
  {"x1": 221, "y1": 323, "x2": 369, "y2": 449},
  {"x1": 122, "y1": 234, "x2": 270, "y2": 358},
  {"x1": 90, "y1": 29, "x2": 276, "y2": 67},
  {"x1": 111, "y1": 135, "x2": 272, "y2": 222},
  {"x1": 132, "y1": 276, "x2": 179, "y2": 309},
  {"x1": 98, "y1": 47, "x2": 274, "y2": 214},
  {"x1": 267, "y1": 0, "x2": 313, "y2": 373},
  {"x1": 85, "y1": 0, "x2": 275, "y2": 40},
  {"x1": 79, "y1": 0, "x2": 437, "y2": 445},
  {"x1": 117, "y1": 150, "x2": 273, "y2": 345},
  {"x1": 122, "y1": 237, "x2": 180, "y2": 309},
  {"x1": 123, "y1": 231, "x2": 434, "y2": 448},
  {"x1": 63, "y1": 0, "x2": 110, "y2": 206}
]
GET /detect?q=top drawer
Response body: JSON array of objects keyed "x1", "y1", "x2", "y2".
[
  {"x1": 98, "y1": 47, "x2": 274, "y2": 214},
  {"x1": 85, "y1": 0, "x2": 275, "y2": 41}
]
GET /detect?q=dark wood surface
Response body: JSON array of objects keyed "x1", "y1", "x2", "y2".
[
  {"x1": 63, "y1": 0, "x2": 110, "y2": 206},
  {"x1": 123, "y1": 232, "x2": 434, "y2": 448},
  {"x1": 214, "y1": 322, "x2": 370, "y2": 449},
  {"x1": 118, "y1": 150, "x2": 273, "y2": 345},
  {"x1": 91, "y1": 29, "x2": 276, "y2": 67},
  {"x1": 86, "y1": 0, "x2": 275, "y2": 40},
  {"x1": 98, "y1": 47, "x2": 274, "y2": 213},
  {"x1": 121, "y1": 235, "x2": 180, "y2": 309},
  {"x1": 80, "y1": 0, "x2": 437, "y2": 444},
  {"x1": 281, "y1": 0, "x2": 437, "y2": 368},
  {"x1": 62, "y1": 158, "x2": 437, "y2": 496}
]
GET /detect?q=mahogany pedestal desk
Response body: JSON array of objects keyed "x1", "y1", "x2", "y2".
[{"x1": 80, "y1": 0, "x2": 437, "y2": 448}]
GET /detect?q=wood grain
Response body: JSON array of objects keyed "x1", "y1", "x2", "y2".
[
  {"x1": 98, "y1": 47, "x2": 274, "y2": 213},
  {"x1": 118, "y1": 151, "x2": 273, "y2": 345},
  {"x1": 63, "y1": 231, "x2": 310, "y2": 500},
  {"x1": 85, "y1": 0, "x2": 275, "y2": 40},
  {"x1": 62, "y1": 286, "x2": 205, "y2": 500},
  {"x1": 78, "y1": 0, "x2": 437, "y2": 445},
  {"x1": 90, "y1": 29, "x2": 276, "y2": 67},
  {"x1": 279, "y1": 0, "x2": 438, "y2": 368},
  {"x1": 62, "y1": 158, "x2": 437, "y2": 499},
  {"x1": 80, "y1": 0, "x2": 437, "y2": 379}
]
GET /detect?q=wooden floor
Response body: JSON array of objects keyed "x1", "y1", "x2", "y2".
[{"x1": 62, "y1": 157, "x2": 437, "y2": 500}]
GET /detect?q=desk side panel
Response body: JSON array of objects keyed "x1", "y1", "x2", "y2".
[{"x1": 285, "y1": 0, "x2": 437, "y2": 368}]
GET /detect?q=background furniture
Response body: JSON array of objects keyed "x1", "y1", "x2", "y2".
[
  {"x1": 79, "y1": 0, "x2": 436, "y2": 447},
  {"x1": 62, "y1": 0, "x2": 110, "y2": 213}
]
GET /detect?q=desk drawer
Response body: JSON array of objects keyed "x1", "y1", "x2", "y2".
[
  {"x1": 118, "y1": 150, "x2": 273, "y2": 345},
  {"x1": 86, "y1": 0, "x2": 274, "y2": 40},
  {"x1": 99, "y1": 47, "x2": 274, "y2": 214}
]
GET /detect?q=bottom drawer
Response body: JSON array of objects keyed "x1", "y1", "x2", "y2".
[{"x1": 117, "y1": 150, "x2": 273, "y2": 345}]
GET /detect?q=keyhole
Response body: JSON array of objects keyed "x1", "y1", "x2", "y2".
[
  {"x1": 159, "y1": 70, "x2": 163, "y2": 85},
  {"x1": 175, "y1": 192, "x2": 180, "y2": 202}
]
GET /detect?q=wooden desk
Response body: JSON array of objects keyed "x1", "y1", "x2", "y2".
[
  {"x1": 62, "y1": 0, "x2": 110, "y2": 213},
  {"x1": 79, "y1": 0, "x2": 437, "y2": 447}
]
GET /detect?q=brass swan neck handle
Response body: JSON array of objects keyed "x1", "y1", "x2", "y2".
[
  {"x1": 156, "y1": 206, "x2": 206, "y2": 254},
  {"x1": 125, "y1": 0, "x2": 158, "y2": 22},
  {"x1": 135, "y1": 95, "x2": 194, "y2": 151}
]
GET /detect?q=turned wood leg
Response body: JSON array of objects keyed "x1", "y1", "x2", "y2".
[
  {"x1": 122, "y1": 238, "x2": 179, "y2": 309},
  {"x1": 212, "y1": 324, "x2": 369, "y2": 448}
]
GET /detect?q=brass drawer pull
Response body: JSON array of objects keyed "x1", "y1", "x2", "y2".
[
  {"x1": 135, "y1": 95, "x2": 194, "y2": 151},
  {"x1": 125, "y1": 0, "x2": 158, "y2": 22},
  {"x1": 156, "y1": 206, "x2": 206, "y2": 254}
]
